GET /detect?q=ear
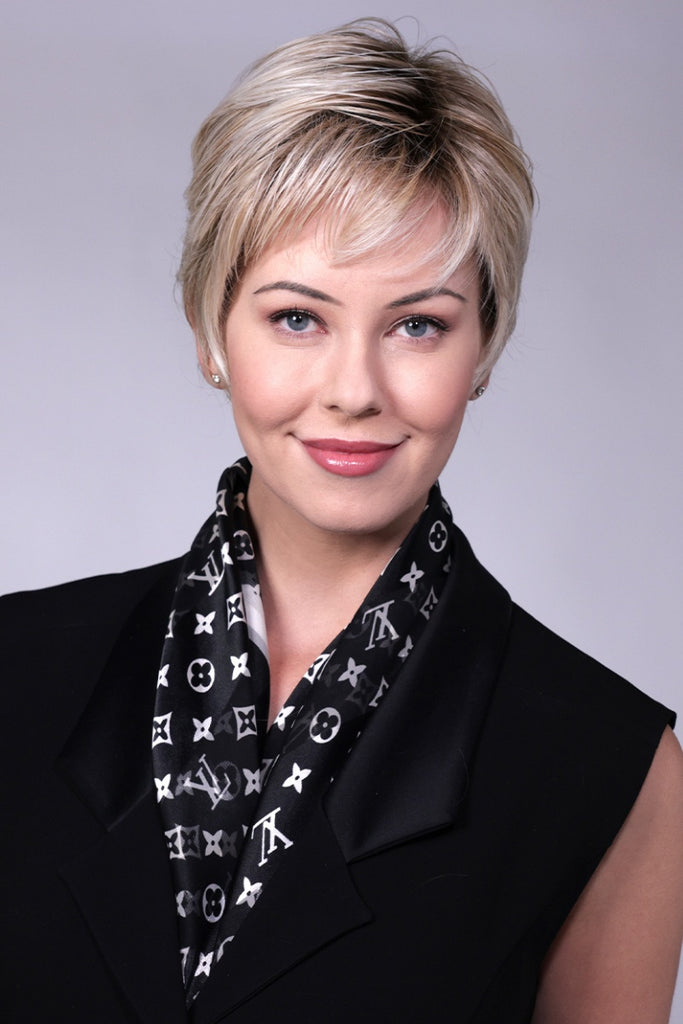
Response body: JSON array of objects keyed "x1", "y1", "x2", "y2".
[
  {"x1": 195, "y1": 338, "x2": 225, "y2": 389},
  {"x1": 469, "y1": 373, "x2": 490, "y2": 401}
]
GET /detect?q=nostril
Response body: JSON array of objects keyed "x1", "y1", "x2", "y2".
[{"x1": 325, "y1": 402, "x2": 382, "y2": 420}]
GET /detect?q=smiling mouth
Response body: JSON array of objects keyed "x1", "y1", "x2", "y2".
[{"x1": 300, "y1": 438, "x2": 401, "y2": 476}]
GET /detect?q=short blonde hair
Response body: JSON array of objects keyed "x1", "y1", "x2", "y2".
[{"x1": 179, "y1": 19, "x2": 534, "y2": 384}]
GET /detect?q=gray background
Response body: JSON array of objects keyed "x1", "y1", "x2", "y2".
[{"x1": 2, "y1": 0, "x2": 682, "y2": 1012}]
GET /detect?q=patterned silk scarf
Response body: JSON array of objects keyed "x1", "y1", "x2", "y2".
[{"x1": 152, "y1": 458, "x2": 455, "y2": 1006}]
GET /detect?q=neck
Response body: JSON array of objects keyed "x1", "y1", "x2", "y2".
[
  {"x1": 247, "y1": 474, "x2": 416, "y2": 607},
  {"x1": 245, "y1": 472, "x2": 423, "y2": 721}
]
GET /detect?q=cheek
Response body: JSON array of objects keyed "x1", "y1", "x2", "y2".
[
  {"x1": 394, "y1": 363, "x2": 473, "y2": 438},
  {"x1": 228, "y1": 349, "x2": 309, "y2": 432}
]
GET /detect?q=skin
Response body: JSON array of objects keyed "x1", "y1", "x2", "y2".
[
  {"x1": 199, "y1": 209, "x2": 683, "y2": 1021},
  {"x1": 532, "y1": 726, "x2": 683, "y2": 1024},
  {"x1": 203, "y1": 209, "x2": 485, "y2": 720}
]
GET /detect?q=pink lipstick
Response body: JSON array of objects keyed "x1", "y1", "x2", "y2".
[{"x1": 301, "y1": 438, "x2": 401, "y2": 477}]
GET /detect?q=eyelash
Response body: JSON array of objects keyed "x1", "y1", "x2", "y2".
[
  {"x1": 394, "y1": 315, "x2": 448, "y2": 340},
  {"x1": 267, "y1": 308, "x2": 449, "y2": 340},
  {"x1": 268, "y1": 308, "x2": 322, "y2": 333}
]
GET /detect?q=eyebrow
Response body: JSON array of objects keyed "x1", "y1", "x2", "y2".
[
  {"x1": 387, "y1": 287, "x2": 467, "y2": 308},
  {"x1": 252, "y1": 281, "x2": 467, "y2": 307},
  {"x1": 253, "y1": 281, "x2": 341, "y2": 304}
]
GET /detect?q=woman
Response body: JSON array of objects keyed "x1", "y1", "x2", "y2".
[{"x1": 2, "y1": 19, "x2": 682, "y2": 1024}]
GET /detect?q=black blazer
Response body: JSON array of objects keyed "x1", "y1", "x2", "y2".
[{"x1": 1, "y1": 530, "x2": 673, "y2": 1023}]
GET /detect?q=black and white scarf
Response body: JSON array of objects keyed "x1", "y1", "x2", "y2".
[{"x1": 152, "y1": 458, "x2": 455, "y2": 1005}]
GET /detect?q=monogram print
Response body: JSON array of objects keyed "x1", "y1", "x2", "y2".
[{"x1": 152, "y1": 459, "x2": 455, "y2": 1005}]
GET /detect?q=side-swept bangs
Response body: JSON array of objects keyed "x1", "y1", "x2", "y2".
[{"x1": 180, "y1": 20, "x2": 534, "y2": 385}]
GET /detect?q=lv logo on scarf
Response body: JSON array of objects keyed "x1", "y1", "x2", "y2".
[{"x1": 152, "y1": 458, "x2": 455, "y2": 1005}]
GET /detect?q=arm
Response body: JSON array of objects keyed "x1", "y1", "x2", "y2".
[{"x1": 532, "y1": 726, "x2": 683, "y2": 1024}]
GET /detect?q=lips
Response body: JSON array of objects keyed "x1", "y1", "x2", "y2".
[{"x1": 300, "y1": 437, "x2": 401, "y2": 477}]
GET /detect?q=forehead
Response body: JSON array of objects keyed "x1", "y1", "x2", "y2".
[{"x1": 245, "y1": 206, "x2": 478, "y2": 293}]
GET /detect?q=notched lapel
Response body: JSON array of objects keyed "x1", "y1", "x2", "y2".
[
  {"x1": 325, "y1": 528, "x2": 512, "y2": 862},
  {"x1": 52, "y1": 535, "x2": 511, "y2": 1022},
  {"x1": 57, "y1": 560, "x2": 187, "y2": 1023},
  {"x1": 195, "y1": 531, "x2": 512, "y2": 1021},
  {"x1": 58, "y1": 559, "x2": 180, "y2": 831},
  {"x1": 59, "y1": 792, "x2": 188, "y2": 1023},
  {"x1": 192, "y1": 804, "x2": 372, "y2": 1023}
]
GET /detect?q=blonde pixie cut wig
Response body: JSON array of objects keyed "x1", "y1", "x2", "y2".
[{"x1": 180, "y1": 19, "x2": 534, "y2": 385}]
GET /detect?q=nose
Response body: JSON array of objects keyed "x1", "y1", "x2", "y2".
[{"x1": 320, "y1": 333, "x2": 383, "y2": 419}]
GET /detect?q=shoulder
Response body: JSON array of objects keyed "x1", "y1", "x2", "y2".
[
  {"x1": 462, "y1": 593, "x2": 677, "y2": 927},
  {"x1": 497, "y1": 603, "x2": 674, "y2": 744},
  {"x1": 449, "y1": 528, "x2": 674, "y2": 742},
  {"x1": 457, "y1": 588, "x2": 681, "y2": 1018},
  {"x1": 488, "y1": 602, "x2": 675, "y2": 823},
  {"x1": 444, "y1": 532, "x2": 675, "y2": 803},
  {"x1": 1, "y1": 557, "x2": 183, "y2": 636},
  {"x1": 0, "y1": 558, "x2": 184, "y2": 740}
]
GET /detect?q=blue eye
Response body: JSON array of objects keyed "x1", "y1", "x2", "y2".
[
  {"x1": 267, "y1": 308, "x2": 324, "y2": 339},
  {"x1": 282, "y1": 311, "x2": 313, "y2": 332},
  {"x1": 405, "y1": 318, "x2": 429, "y2": 337},
  {"x1": 396, "y1": 316, "x2": 443, "y2": 339}
]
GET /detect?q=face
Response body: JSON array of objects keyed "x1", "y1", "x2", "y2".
[{"x1": 216, "y1": 209, "x2": 484, "y2": 550}]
